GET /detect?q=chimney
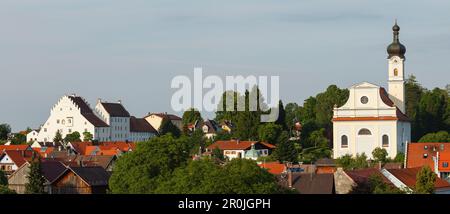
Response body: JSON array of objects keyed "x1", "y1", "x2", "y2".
[
  {"x1": 236, "y1": 139, "x2": 240, "y2": 144},
  {"x1": 287, "y1": 169, "x2": 293, "y2": 188},
  {"x1": 117, "y1": 99, "x2": 122, "y2": 104}
]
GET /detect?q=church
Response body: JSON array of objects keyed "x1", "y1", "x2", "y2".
[{"x1": 332, "y1": 22, "x2": 411, "y2": 159}]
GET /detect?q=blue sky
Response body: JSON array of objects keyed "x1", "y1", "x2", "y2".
[{"x1": 1, "y1": 0, "x2": 449, "y2": 131}]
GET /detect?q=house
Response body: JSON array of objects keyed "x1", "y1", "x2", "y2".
[
  {"x1": 30, "y1": 141, "x2": 64, "y2": 149},
  {"x1": 129, "y1": 116, "x2": 157, "y2": 142},
  {"x1": 205, "y1": 140, "x2": 275, "y2": 160},
  {"x1": 36, "y1": 95, "x2": 110, "y2": 142},
  {"x1": 219, "y1": 120, "x2": 234, "y2": 133},
  {"x1": 201, "y1": 119, "x2": 221, "y2": 139},
  {"x1": 332, "y1": 23, "x2": 411, "y2": 159},
  {"x1": 66, "y1": 155, "x2": 116, "y2": 172},
  {"x1": 51, "y1": 166, "x2": 110, "y2": 194},
  {"x1": 279, "y1": 171, "x2": 335, "y2": 194},
  {"x1": 145, "y1": 112, "x2": 182, "y2": 131},
  {"x1": 26, "y1": 130, "x2": 39, "y2": 143},
  {"x1": 8, "y1": 160, "x2": 67, "y2": 194},
  {"x1": 315, "y1": 158, "x2": 337, "y2": 174},
  {"x1": 95, "y1": 99, "x2": 131, "y2": 141},
  {"x1": 67, "y1": 142, "x2": 93, "y2": 155},
  {"x1": 0, "y1": 149, "x2": 36, "y2": 174},
  {"x1": 405, "y1": 142, "x2": 450, "y2": 182},
  {"x1": 334, "y1": 168, "x2": 393, "y2": 194},
  {"x1": 381, "y1": 167, "x2": 450, "y2": 194}
]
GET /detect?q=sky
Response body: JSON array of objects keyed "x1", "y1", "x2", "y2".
[{"x1": 1, "y1": 0, "x2": 449, "y2": 131}]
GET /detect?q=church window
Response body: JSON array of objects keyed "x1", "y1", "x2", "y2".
[
  {"x1": 341, "y1": 135, "x2": 348, "y2": 148},
  {"x1": 360, "y1": 96, "x2": 369, "y2": 104},
  {"x1": 358, "y1": 128, "x2": 371, "y2": 135},
  {"x1": 394, "y1": 68, "x2": 398, "y2": 76},
  {"x1": 382, "y1": 135, "x2": 389, "y2": 147}
]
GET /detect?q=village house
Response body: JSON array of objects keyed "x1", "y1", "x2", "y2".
[
  {"x1": 206, "y1": 140, "x2": 275, "y2": 160},
  {"x1": 51, "y1": 166, "x2": 110, "y2": 194},
  {"x1": 381, "y1": 167, "x2": 450, "y2": 194},
  {"x1": 0, "y1": 145, "x2": 35, "y2": 174},
  {"x1": 144, "y1": 112, "x2": 182, "y2": 131},
  {"x1": 26, "y1": 129, "x2": 39, "y2": 143},
  {"x1": 405, "y1": 142, "x2": 450, "y2": 183}
]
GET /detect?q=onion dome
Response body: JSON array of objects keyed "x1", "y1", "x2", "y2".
[{"x1": 387, "y1": 21, "x2": 406, "y2": 59}]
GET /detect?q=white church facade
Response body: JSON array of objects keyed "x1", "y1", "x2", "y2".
[{"x1": 332, "y1": 22, "x2": 411, "y2": 159}]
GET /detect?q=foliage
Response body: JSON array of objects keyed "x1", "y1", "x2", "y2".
[
  {"x1": 0, "y1": 169, "x2": 7, "y2": 186},
  {"x1": 25, "y1": 159, "x2": 46, "y2": 194},
  {"x1": 64, "y1": 131, "x2": 81, "y2": 143},
  {"x1": 351, "y1": 174, "x2": 404, "y2": 194},
  {"x1": 258, "y1": 123, "x2": 283, "y2": 145},
  {"x1": 155, "y1": 159, "x2": 290, "y2": 194},
  {"x1": 394, "y1": 153, "x2": 405, "y2": 163},
  {"x1": 372, "y1": 147, "x2": 388, "y2": 164},
  {"x1": 212, "y1": 147, "x2": 225, "y2": 161},
  {"x1": 336, "y1": 153, "x2": 369, "y2": 170},
  {"x1": 272, "y1": 131, "x2": 298, "y2": 163},
  {"x1": 158, "y1": 118, "x2": 181, "y2": 138},
  {"x1": 53, "y1": 130, "x2": 63, "y2": 143},
  {"x1": 182, "y1": 108, "x2": 203, "y2": 126},
  {"x1": 418, "y1": 131, "x2": 450, "y2": 142},
  {"x1": 83, "y1": 131, "x2": 93, "y2": 142},
  {"x1": 414, "y1": 166, "x2": 436, "y2": 194},
  {"x1": 10, "y1": 133, "x2": 26, "y2": 145},
  {"x1": 0, "y1": 185, "x2": 16, "y2": 194},
  {"x1": 109, "y1": 134, "x2": 193, "y2": 193},
  {"x1": 274, "y1": 100, "x2": 288, "y2": 130},
  {"x1": 0, "y1": 123, "x2": 11, "y2": 140}
]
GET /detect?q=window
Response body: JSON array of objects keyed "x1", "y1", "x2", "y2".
[
  {"x1": 382, "y1": 135, "x2": 389, "y2": 147},
  {"x1": 360, "y1": 96, "x2": 369, "y2": 104},
  {"x1": 358, "y1": 128, "x2": 372, "y2": 135},
  {"x1": 443, "y1": 162, "x2": 449, "y2": 168},
  {"x1": 423, "y1": 153, "x2": 428, "y2": 158},
  {"x1": 57, "y1": 119, "x2": 60, "y2": 124},
  {"x1": 44, "y1": 128, "x2": 47, "y2": 132},
  {"x1": 341, "y1": 135, "x2": 348, "y2": 148},
  {"x1": 394, "y1": 68, "x2": 398, "y2": 76}
]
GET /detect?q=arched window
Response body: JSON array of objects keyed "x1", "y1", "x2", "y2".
[
  {"x1": 394, "y1": 68, "x2": 398, "y2": 76},
  {"x1": 382, "y1": 135, "x2": 389, "y2": 147},
  {"x1": 358, "y1": 128, "x2": 372, "y2": 135},
  {"x1": 341, "y1": 135, "x2": 348, "y2": 148}
]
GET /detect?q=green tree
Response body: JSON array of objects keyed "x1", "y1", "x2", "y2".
[
  {"x1": 372, "y1": 147, "x2": 388, "y2": 164},
  {"x1": 0, "y1": 169, "x2": 7, "y2": 186},
  {"x1": 336, "y1": 153, "x2": 369, "y2": 170},
  {"x1": 273, "y1": 131, "x2": 298, "y2": 163},
  {"x1": 212, "y1": 147, "x2": 225, "y2": 161},
  {"x1": 109, "y1": 134, "x2": 192, "y2": 193},
  {"x1": 274, "y1": 100, "x2": 288, "y2": 130},
  {"x1": 53, "y1": 130, "x2": 63, "y2": 143},
  {"x1": 394, "y1": 153, "x2": 405, "y2": 163},
  {"x1": 285, "y1": 103, "x2": 301, "y2": 130},
  {"x1": 405, "y1": 75, "x2": 424, "y2": 141},
  {"x1": 156, "y1": 159, "x2": 288, "y2": 194},
  {"x1": 64, "y1": 131, "x2": 81, "y2": 143},
  {"x1": 414, "y1": 166, "x2": 436, "y2": 194},
  {"x1": 25, "y1": 159, "x2": 46, "y2": 194},
  {"x1": 258, "y1": 123, "x2": 283, "y2": 145},
  {"x1": 0, "y1": 124, "x2": 11, "y2": 140},
  {"x1": 416, "y1": 88, "x2": 448, "y2": 140},
  {"x1": 158, "y1": 118, "x2": 181, "y2": 138},
  {"x1": 10, "y1": 133, "x2": 26, "y2": 145},
  {"x1": 182, "y1": 108, "x2": 203, "y2": 126},
  {"x1": 0, "y1": 185, "x2": 16, "y2": 194},
  {"x1": 351, "y1": 174, "x2": 403, "y2": 194},
  {"x1": 83, "y1": 131, "x2": 93, "y2": 142},
  {"x1": 418, "y1": 131, "x2": 450, "y2": 142}
]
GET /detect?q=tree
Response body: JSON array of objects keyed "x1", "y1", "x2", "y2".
[
  {"x1": 25, "y1": 159, "x2": 46, "y2": 194},
  {"x1": 212, "y1": 147, "x2": 225, "y2": 161},
  {"x1": 0, "y1": 169, "x2": 7, "y2": 186},
  {"x1": 275, "y1": 100, "x2": 288, "y2": 130},
  {"x1": 414, "y1": 166, "x2": 436, "y2": 194},
  {"x1": 0, "y1": 185, "x2": 16, "y2": 194},
  {"x1": 415, "y1": 88, "x2": 448, "y2": 141},
  {"x1": 83, "y1": 131, "x2": 93, "y2": 142},
  {"x1": 10, "y1": 133, "x2": 26, "y2": 145},
  {"x1": 109, "y1": 134, "x2": 193, "y2": 193},
  {"x1": 394, "y1": 153, "x2": 405, "y2": 163},
  {"x1": 158, "y1": 118, "x2": 181, "y2": 138},
  {"x1": 53, "y1": 130, "x2": 63, "y2": 143},
  {"x1": 351, "y1": 174, "x2": 403, "y2": 194},
  {"x1": 64, "y1": 131, "x2": 81, "y2": 143},
  {"x1": 418, "y1": 131, "x2": 450, "y2": 142},
  {"x1": 273, "y1": 131, "x2": 298, "y2": 163},
  {"x1": 155, "y1": 159, "x2": 289, "y2": 194},
  {"x1": 336, "y1": 153, "x2": 369, "y2": 170},
  {"x1": 285, "y1": 103, "x2": 300, "y2": 129},
  {"x1": 372, "y1": 147, "x2": 388, "y2": 164},
  {"x1": 258, "y1": 123, "x2": 283, "y2": 145},
  {"x1": 182, "y1": 108, "x2": 203, "y2": 126},
  {"x1": 0, "y1": 124, "x2": 11, "y2": 140}
]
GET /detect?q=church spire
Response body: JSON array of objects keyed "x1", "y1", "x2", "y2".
[{"x1": 387, "y1": 20, "x2": 406, "y2": 59}]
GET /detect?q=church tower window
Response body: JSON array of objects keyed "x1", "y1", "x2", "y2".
[
  {"x1": 394, "y1": 68, "x2": 398, "y2": 76},
  {"x1": 358, "y1": 128, "x2": 371, "y2": 135},
  {"x1": 341, "y1": 135, "x2": 348, "y2": 148},
  {"x1": 382, "y1": 135, "x2": 389, "y2": 147}
]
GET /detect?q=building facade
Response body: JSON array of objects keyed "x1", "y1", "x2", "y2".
[{"x1": 332, "y1": 23, "x2": 411, "y2": 159}]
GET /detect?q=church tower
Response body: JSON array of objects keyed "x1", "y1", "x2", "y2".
[{"x1": 387, "y1": 21, "x2": 406, "y2": 113}]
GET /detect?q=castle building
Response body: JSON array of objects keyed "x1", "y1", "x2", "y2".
[{"x1": 332, "y1": 22, "x2": 411, "y2": 159}]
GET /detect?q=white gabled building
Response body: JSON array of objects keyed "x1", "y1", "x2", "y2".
[
  {"x1": 37, "y1": 95, "x2": 110, "y2": 142},
  {"x1": 26, "y1": 130, "x2": 39, "y2": 143},
  {"x1": 332, "y1": 22, "x2": 411, "y2": 159},
  {"x1": 129, "y1": 116, "x2": 158, "y2": 142},
  {"x1": 95, "y1": 99, "x2": 131, "y2": 142}
]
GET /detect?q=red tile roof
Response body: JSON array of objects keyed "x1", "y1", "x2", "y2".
[
  {"x1": 207, "y1": 140, "x2": 276, "y2": 151},
  {"x1": 386, "y1": 167, "x2": 450, "y2": 189},
  {"x1": 406, "y1": 142, "x2": 449, "y2": 170},
  {"x1": 33, "y1": 147, "x2": 55, "y2": 158},
  {"x1": 1, "y1": 150, "x2": 35, "y2": 168},
  {"x1": 0, "y1": 145, "x2": 31, "y2": 152},
  {"x1": 70, "y1": 142, "x2": 93, "y2": 154},
  {"x1": 345, "y1": 168, "x2": 393, "y2": 185},
  {"x1": 438, "y1": 153, "x2": 450, "y2": 172},
  {"x1": 258, "y1": 162, "x2": 286, "y2": 174}
]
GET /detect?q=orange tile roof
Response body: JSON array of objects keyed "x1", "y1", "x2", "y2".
[
  {"x1": 258, "y1": 162, "x2": 286, "y2": 174},
  {"x1": 406, "y1": 142, "x2": 450, "y2": 170},
  {"x1": 386, "y1": 167, "x2": 450, "y2": 189},
  {"x1": 438, "y1": 153, "x2": 450, "y2": 172},
  {"x1": 32, "y1": 147, "x2": 55, "y2": 158},
  {"x1": 0, "y1": 145, "x2": 31, "y2": 152},
  {"x1": 1, "y1": 150, "x2": 35, "y2": 168}
]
